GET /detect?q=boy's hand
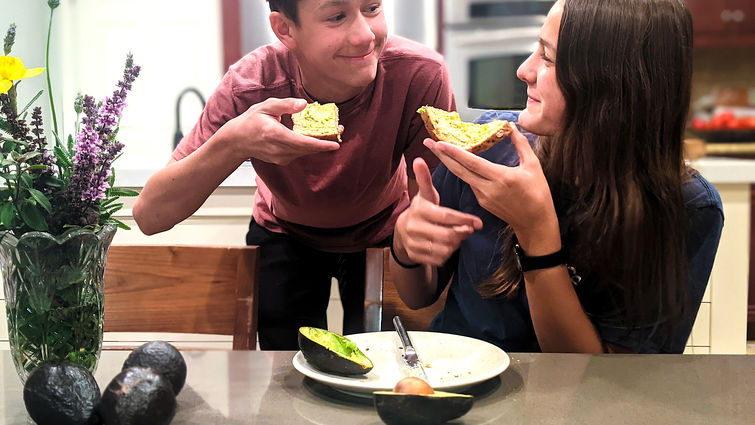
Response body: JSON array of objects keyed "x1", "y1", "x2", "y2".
[
  {"x1": 393, "y1": 157, "x2": 482, "y2": 267},
  {"x1": 219, "y1": 97, "x2": 340, "y2": 165}
]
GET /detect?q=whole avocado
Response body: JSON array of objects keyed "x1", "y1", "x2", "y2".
[
  {"x1": 99, "y1": 366, "x2": 176, "y2": 425},
  {"x1": 23, "y1": 361, "x2": 101, "y2": 425},
  {"x1": 122, "y1": 340, "x2": 186, "y2": 395}
]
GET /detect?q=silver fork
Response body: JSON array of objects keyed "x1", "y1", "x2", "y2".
[{"x1": 393, "y1": 316, "x2": 429, "y2": 381}]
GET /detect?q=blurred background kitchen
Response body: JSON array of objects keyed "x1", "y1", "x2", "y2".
[{"x1": 1, "y1": 0, "x2": 753, "y2": 352}]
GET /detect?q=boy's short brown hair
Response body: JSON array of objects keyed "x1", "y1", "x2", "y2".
[{"x1": 267, "y1": 0, "x2": 300, "y2": 26}]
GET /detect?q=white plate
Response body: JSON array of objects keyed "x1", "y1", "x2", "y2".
[{"x1": 292, "y1": 331, "x2": 509, "y2": 397}]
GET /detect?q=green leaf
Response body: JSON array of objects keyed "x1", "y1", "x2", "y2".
[
  {"x1": 107, "y1": 187, "x2": 139, "y2": 197},
  {"x1": 0, "y1": 202, "x2": 15, "y2": 227},
  {"x1": 27, "y1": 188, "x2": 52, "y2": 213},
  {"x1": 104, "y1": 203, "x2": 123, "y2": 214},
  {"x1": 25, "y1": 164, "x2": 48, "y2": 171},
  {"x1": 18, "y1": 90, "x2": 44, "y2": 116},
  {"x1": 3, "y1": 139, "x2": 17, "y2": 152},
  {"x1": 111, "y1": 218, "x2": 131, "y2": 230},
  {"x1": 53, "y1": 144, "x2": 72, "y2": 167},
  {"x1": 19, "y1": 172, "x2": 33, "y2": 188},
  {"x1": 19, "y1": 201, "x2": 48, "y2": 231},
  {"x1": 67, "y1": 133, "x2": 74, "y2": 151},
  {"x1": 18, "y1": 151, "x2": 41, "y2": 162}
]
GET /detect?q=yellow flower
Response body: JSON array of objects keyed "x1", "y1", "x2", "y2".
[{"x1": 0, "y1": 56, "x2": 44, "y2": 94}]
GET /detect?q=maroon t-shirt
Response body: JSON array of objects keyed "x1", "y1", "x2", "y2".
[{"x1": 174, "y1": 36, "x2": 455, "y2": 252}]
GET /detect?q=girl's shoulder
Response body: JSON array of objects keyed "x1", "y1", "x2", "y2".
[{"x1": 683, "y1": 170, "x2": 723, "y2": 214}]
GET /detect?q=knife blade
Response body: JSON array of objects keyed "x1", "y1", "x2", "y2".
[{"x1": 393, "y1": 315, "x2": 429, "y2": 382}]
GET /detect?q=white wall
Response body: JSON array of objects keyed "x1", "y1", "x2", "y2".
[
  {"x1": 0, "y1": 0, "x2": 62, "y2": 131},
  {"x1": 3, "y1": 0, "x2": 224, "y2": 170}
]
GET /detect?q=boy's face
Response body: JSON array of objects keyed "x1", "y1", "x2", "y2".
[{"x1": 285, "y1": 0, "x2": 387, "y2": 102}]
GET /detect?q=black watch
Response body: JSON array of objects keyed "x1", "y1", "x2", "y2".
[{"x1": 514, "y1": 243, "x2": 567, "y2": 272}]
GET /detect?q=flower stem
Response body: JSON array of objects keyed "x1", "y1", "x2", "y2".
[{"x1": 45, "y1": 7, "x2": 58, "y2": 135}]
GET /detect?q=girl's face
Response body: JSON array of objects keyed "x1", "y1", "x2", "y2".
[{"x1": 516, "y1": 0, "x2": 565, "y2": 136}]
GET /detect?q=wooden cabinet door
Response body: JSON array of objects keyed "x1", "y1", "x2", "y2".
[
  {"x1": 687, "y1": 0, "x2": 755, "y2": 46},
  {"x1": 724, "y1": 0, "x2": 755, "y2": 38},
  {"x1": 687, "y1": 0, "x2": 727, "y2": 36}
]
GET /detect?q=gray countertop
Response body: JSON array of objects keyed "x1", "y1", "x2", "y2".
[{"x1": 2, "y1": 350, "x2": 753, "y2": 424}]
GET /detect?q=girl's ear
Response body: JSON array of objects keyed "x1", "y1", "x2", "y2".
[{"x1": 269, "y1": 11, "x2": 297, "y2": 50}]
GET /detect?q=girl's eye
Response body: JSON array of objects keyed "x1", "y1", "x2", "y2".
[{"x1": 540, "y1": 51, "x2": 553, "y2": 64}]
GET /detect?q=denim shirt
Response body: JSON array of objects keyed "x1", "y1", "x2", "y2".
[{"x1": 430, "y1": 110, "x2": 724, "y2": 353}]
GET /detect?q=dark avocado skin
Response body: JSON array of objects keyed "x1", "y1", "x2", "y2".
[
  {"x1": 23, "y1": 361, "x2": 101, "y2": 425},
  {"x1": 99, "y1": 366, "x2": 176, "y2": 425},
  {"x1": 373, "y1": 391, "x2": 474, "y2": 425},
  {"x1": 298, "y1": 328, "x2": 373, "y2": 376},
  {"x1": 122, "y1": 340, "x2": 187, "y2": 395}
]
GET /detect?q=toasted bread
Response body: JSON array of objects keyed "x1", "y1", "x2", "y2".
[
  {"x1": 418, "y1": 106, "x2": 513, "y2": 154},
  {"x1": 292, "y1": 102, "x2": 343, "y2": 142}
]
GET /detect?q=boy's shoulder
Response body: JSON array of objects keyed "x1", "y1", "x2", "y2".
[
  {"x1": 381, "y1": 36, "x2": 447, "y2": 68},
  {"x1": 225, "y1": 42, "x2": 293, "y2": 91}
]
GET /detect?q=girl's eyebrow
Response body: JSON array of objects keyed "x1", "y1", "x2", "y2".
[{"x1": 539, "y1": 37, "x2": 555, "y2": 52}]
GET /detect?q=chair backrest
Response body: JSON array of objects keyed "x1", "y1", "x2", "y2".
[
  {"x1": 364, "y1": 247, "x2": 448, "y2": 332},
  {"x1": 104, "y1": 245, "x2": 260, "y2": 350}
]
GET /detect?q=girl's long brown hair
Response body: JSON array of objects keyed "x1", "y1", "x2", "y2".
[{"x1": 478, "y1": 0, "x2": 694, "y2": 331}]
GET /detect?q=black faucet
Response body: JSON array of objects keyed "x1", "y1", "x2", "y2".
[{"x1": 173, "y1": 87, "x2": 206, "y2": 148}]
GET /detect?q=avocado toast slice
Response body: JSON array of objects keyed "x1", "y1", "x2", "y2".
[{"x1": 418, "y1": 105, "x2": 513, "y2": 154}]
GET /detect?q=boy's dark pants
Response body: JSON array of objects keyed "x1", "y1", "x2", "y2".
[{"x1": 246, "y1": 220, "x2": 382, "y2": 350}]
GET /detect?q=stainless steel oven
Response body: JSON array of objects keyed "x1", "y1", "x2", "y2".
[{"x1": 443, "y1": 0, "x2": 554, "y2": 120}]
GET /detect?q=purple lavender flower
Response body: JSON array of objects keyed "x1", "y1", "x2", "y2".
[
  {"x1": 69, "y1": 54, "x2": 140, "y2": 202},
  {"x1": 29, "y1": 107, "x2": 54, "y2": 172}
]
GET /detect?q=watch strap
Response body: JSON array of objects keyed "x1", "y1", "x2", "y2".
[{"x1": 514, "y1": 243, "x2": 567, "y2": 272}]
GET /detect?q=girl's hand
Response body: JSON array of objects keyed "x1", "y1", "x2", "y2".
[
  {"x1": 424, "y1": 127, "x2": 559, "y2": 253},
  {"x1": 393, "y1": 158, "x2": 483, "y2": 267}
]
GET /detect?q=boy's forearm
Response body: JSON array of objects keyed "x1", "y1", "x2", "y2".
[{"x1": 133, "y1": 134, "x2": 245, "y2": 235}]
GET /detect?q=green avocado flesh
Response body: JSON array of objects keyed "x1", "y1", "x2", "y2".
[
  {"x1": 373, "y1": 390, "x2": 474, "y2": 425},
  {"x1": 292, "y1": 102, "x2": 340, "y2": 140},
  {"x1": 297, "y1": 103, "x2": 337, "y2": 129},
  {"x1": 298, "y1": 327, "x2": 373, "y2": 375},
  {"x1": 417, "y1": 105, "x2": 501, "y2": 143}
]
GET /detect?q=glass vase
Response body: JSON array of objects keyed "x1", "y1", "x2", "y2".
[{"x1": 0, "y1": 224, "x2": 116, "y2": 382}]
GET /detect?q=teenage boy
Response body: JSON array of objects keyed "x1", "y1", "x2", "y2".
[{"x1": 133, "y1": 0, "x2": 455, "y2": 349}]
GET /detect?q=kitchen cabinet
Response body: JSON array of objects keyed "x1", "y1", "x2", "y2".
[
  {"x1": 687, "y1": 0, "x2": 755, "y2": 46},
  {"x1": 2, "y1": 161, "x2": 750, "y2": 353}
]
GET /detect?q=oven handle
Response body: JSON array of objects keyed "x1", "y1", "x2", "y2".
[{"x1": 447, "y1": 27, "x2": 542, "y2": 47}]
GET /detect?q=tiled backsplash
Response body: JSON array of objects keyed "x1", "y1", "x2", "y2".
[{"x1": 692, "y1": 46, "x2": 755, "y2": 104}]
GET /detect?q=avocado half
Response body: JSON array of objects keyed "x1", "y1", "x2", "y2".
[
  {"x1": 373, "y1": 390, "x2": 474, "y2": 425},
  {"x1": 298, "y1": 327, "x2": 373, "y2": 375}
]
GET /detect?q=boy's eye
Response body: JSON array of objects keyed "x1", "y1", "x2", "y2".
[
  {"x1": 327, "y1": 13, "x2": 346, "y2": 22},
  {"x1": 365, "y1": 4, "x2": 382, "y2": 14}
]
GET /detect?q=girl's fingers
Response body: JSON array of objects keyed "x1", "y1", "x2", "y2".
[
  {"x1": 508, "y1": 126, "x2": 536, "y2": 165},
  {"x1": 412, "y1": 157, "x2": 438, "y2": 203},
  {"x1": 416, "y1": 198, "x2": 483, "y2": 229}
]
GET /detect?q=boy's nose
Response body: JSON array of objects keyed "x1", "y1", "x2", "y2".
[{"x1": 349, "y1": 13, "x2": 376, "y2": 46}]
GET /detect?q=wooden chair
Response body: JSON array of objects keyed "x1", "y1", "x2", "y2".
[
  {"x1": 364, "y1": 247, "x2": 448, "y2": 332},
  {"x1": 103, "y1": 245, "x2": 260, "y2": 350}
]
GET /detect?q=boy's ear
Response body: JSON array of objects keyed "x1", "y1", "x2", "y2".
[{"x1": 269, "y1": 11, "x2": 297, "y2": 50}]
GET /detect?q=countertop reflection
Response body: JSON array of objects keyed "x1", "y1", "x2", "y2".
[{"x1": 2, "y1": 350, "x2": 754, "y2": 424}]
